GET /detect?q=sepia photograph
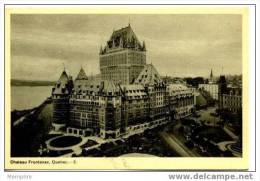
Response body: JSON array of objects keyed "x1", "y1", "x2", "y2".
[{"x1": 5, "y1": 6, "x2": 250, "y2": 170}]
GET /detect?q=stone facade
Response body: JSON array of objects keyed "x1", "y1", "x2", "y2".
[
  {"x1": 51, "y1": 70, "x2": 73, "y2": 131},
  {"x1": 167, "y1": 84, "x2": 194, "y2": 119},
  {"x1": 218, "y1": 75, "x2": 242, "y2": 112},
  {"x1": 221, "y1": 93, "x2": 242, "y2": 112},
  {"x1": 198, "y1": 83, "x2": 219, "y2": 100},
  {"x1": 52, "y1": 66, "x2": 195, "y2": 139},
  {"x1": 99, "y1": 24, "x2": 146, "y2": 84}
]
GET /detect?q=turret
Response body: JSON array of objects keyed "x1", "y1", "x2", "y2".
[
  {"x1": 218, "y1": 75, "x2": 228, "y2": 109},
  {"x1": 75, "y1": 67, "x2": 88, "y2": 81},
  {"x1": 51, "y1": 69, "x2": 72, "y2": 132},
  {"x1": 142, "y1": 41, "x2": 146, "y2": 51},
  {"x1": 119, "y1": 37, "x2": 123, "y2": 47},
  {"x1": 99, "y1": 81, "x2": 122, "y2": 139},
  {"x1": 218, "y1": 75, "x2": 227, "y2": 94},
  {"x1": 74, "y1": 67, "x2": 88, "y2": 92}
]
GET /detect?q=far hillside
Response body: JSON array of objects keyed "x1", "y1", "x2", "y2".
[{"x1": 11, "y1": 79, "x2": 55, "y2": 86}]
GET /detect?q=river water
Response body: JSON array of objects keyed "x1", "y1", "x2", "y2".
[{"x1": 11, "y1": 86, "x2": 53, "y2": 111}]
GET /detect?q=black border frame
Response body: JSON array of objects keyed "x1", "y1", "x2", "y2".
[{"x1": 3, "y1": 3, "x2": 257, "y2": 172}]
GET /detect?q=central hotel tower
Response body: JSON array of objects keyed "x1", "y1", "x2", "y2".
[{"x1": 99, "y1": 24, "x2": 146, "y2": 85}]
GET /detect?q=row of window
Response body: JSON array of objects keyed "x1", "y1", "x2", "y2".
[
  {"x1": 100, "y1": 54, "x2": 127, "y2": 66},
  {"x1": 100, "y1": 53, "x2": 145, "y2": 67},
  {"x1": 70, "y1": 105, "x2": 99, "y2": 112},
  {"x1": 223, "y1": 101, "x2": 241, "y2": 107},
  {"x1": 176, "y1": 98, "x2": 194, "y2": 107}
]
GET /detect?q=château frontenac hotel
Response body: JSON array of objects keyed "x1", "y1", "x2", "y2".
[{"x1": 51, "y1": 24, "x2": 195, "y2": 139}]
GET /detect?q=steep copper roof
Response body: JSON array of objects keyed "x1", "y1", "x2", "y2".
[
  {"x1": 59, "y1": 70, "x2": 69, "y2": 83},
  {"x1": 73, "y1": 80, "x2": 100, "y2": 95},
  {"x1": 72, "y1": 80, "x2": 121, "y2": 97},
  {"x1": 75, "y1": 67, "x2": 88, "y2": 80},
  {"x1": 167, "y1": 84, "x2": 191, "y2": 96},
  {"x1": 111, "y1": 25, "x2": 139, "y2": 42},
  {"x1": 120, "y1": 84, "x2": 147, "y2": 100},
  {"x1": 101, "y1": 24, "x2": 145, "y2": 54},
  {"x1": 100, "y1": 80, "x2": 120, "y2": 95},
  {"x1": 52, "y1": 70, "x2": 70, "y2": 95},
  {"x1": 135, "y1": 64, "x2": 162, "y2": 85}
]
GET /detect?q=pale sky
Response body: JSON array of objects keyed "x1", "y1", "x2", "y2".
[{"x1": 11, "y1": 14, "x2": 242, "y2": 81}]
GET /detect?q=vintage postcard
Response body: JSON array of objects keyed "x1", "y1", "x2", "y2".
[{"x1": 5, "y1": 5, "x2": 250, "y2": 170}]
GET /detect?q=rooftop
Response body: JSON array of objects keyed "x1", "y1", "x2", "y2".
[
  {"x1": 167, "y1": 84, "x2": 192, "y2": 96},
  {"x1": 100, "y1": 24, "x2": 145, "y2": 54},
  {"x1": 135, "y1": 64, "x2": 162, "y2": 85},
  {"x1": 75, "y1": 67, "x2": 88, "y2": 80},
  {"x1": 52, "y1": 70, "x2": 71, "y2": 95}
]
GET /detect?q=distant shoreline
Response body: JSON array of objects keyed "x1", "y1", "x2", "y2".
[{"x1": 11, "y1": 79, "x2": 55, "y2": 86}]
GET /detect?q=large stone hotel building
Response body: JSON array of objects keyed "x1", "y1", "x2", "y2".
[{"x1": 51, "y1": 25, "x2": 195, "y2": 139}]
